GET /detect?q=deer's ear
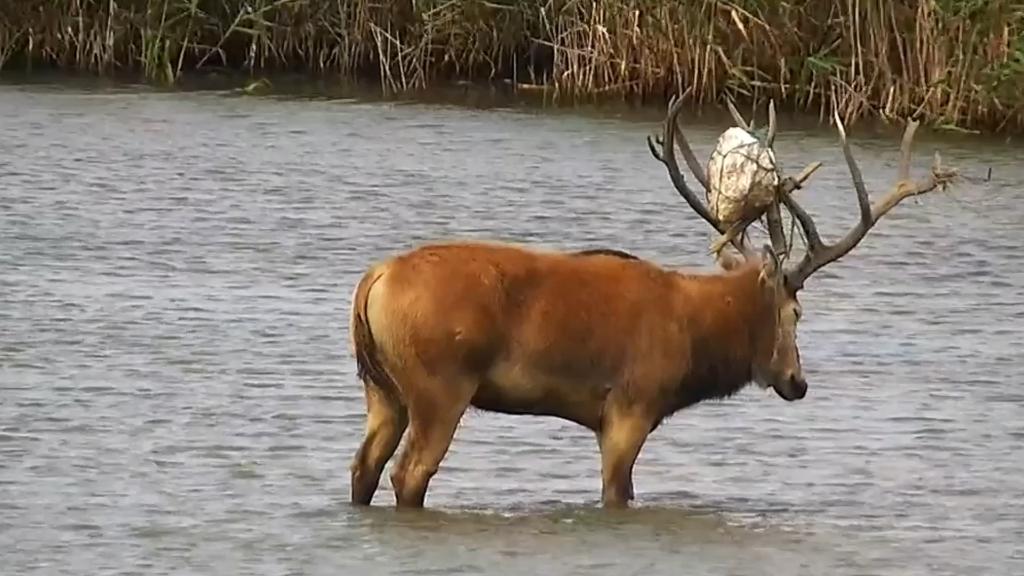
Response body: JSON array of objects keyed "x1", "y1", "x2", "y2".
[{"x1": 759, "y1": 244, "x2": 780, "y2": 285}]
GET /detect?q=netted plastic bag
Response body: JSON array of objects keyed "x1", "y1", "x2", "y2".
[{"x1": 706, "y1": 127, "x2": 780, "y2": 228}]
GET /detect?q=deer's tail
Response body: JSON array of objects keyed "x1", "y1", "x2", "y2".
[{"x1": 349, "y1": 265, "x2": 400, "y2": 402}]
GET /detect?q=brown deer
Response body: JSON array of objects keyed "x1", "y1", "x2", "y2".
[{"x1": 347, "y1": 95, "x2": 957, "y2": 509}]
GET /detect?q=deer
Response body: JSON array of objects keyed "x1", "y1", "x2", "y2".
[{"x1": 346, "y1": 93, "x2": 957, "y2": 510}]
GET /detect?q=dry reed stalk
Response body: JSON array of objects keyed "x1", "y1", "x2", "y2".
[{"x1": 0, "y1": 0, "x2": 1020, "y2": 132}]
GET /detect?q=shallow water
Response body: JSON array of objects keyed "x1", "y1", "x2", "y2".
[{"x1": 1, "y1": 79, "x2": 1022, "y2": 576}]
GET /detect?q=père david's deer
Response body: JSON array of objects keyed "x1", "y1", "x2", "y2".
[{"x1": 347, "y1": 95, "x2": 957, "y2": 509}]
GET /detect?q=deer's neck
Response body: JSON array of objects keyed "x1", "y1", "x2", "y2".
[{"x1": 667, "y1": 267, "x2": 775, "y2": 412}]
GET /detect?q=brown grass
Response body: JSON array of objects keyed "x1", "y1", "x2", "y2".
[{"x1": 1, "y1": 0, "x2": 1021, "y2": 132}]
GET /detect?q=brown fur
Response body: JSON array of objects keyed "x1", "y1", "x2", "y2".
[{"x1": 348, "y1": 241, "x2": 805, "y2": 508}]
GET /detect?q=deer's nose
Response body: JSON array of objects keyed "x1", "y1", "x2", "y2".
[{"x1": 788, "y1": 374, "x2": 807, "y2": 400}]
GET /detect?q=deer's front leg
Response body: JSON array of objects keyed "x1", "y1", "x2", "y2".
[{"x1": 598, "y1": 404, "x2": 654, "y2": 508}]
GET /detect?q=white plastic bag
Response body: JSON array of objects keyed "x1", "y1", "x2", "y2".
[{"x1": 706, "y1": 127, "x2": 780, "y2": 227}]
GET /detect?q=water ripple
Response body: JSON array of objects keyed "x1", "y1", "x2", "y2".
[{"x1": 0, "y1": 81, "x2": 1022, "y2": 576}]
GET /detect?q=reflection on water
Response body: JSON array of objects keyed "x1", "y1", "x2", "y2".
[{"x1": 0, "y1": 77, "x2": 1022, "y2": 576}]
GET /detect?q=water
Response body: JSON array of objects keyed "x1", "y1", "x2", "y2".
[{"x1": 1, "y1": 79, "x2": 1022, "y2": 576}]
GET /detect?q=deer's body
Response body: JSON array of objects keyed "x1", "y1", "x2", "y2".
[{"x1": 349, "y1": 241, "x2": 804, "y2": 507}]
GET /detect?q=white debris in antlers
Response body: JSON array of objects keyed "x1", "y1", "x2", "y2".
[
  {"x1": 706, "y1": 125, "x2": 780, "y2": 230},
  {"x1": 704, "y1": 98, "x2": 816, "y2": 257}
]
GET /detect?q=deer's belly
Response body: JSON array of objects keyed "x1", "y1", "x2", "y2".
[{"x1": 470, "y1": 358, "x2": 612, "y2": 430}]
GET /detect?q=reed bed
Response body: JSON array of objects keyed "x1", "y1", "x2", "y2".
[{"x1": 1, "y1": 0, "x2": 1022, "y2": 132}]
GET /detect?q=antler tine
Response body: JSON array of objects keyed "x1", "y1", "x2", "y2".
[
  {"x1": 779, "y1": 162, "x2": 824, "y2": 251},
  {"x1": 647, "y1": 134, "x2": 666, "y2": 163},
  {"x1": 784, "y1": 108, "x2": 958, "y2": 291},
  {"x1": 832, "y1": 105, "x2": 873, "y2": 226},
  {"x1": 660, "y1": 92, "x2": 710, "y2": 190},
  {"x1": 764, "y1": 204, "x2": 788, "y2": 258},
  {"x1": 725, "y1": 98, "x2": 751, "y2": 130},
  {"x1": 647, "y1": 97, "x2": 708, "y2": 190},
  {"x1": 761, "y1": 98, "x2": 786, "y2": 257}
]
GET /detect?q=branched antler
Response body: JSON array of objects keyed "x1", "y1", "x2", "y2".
[
  {"x1": 649, "y1": 89, "x2": 956, "y2": 283},
  {"x1": 782, "y1": 107, "x2": 959, "y2": 291}
]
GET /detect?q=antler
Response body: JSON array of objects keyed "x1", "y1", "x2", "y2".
[{"x1": 783, "y1": 107, "x2": 959, "y2": 291}]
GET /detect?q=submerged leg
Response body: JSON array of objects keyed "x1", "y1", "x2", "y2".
[
  {"x1": 350, "y1": 384, "x2": 408, "y2": 506},
  {"x1": 389, "y1": 376, "x2": 475, "y2": 509},
  {"x1": 598, "y1": 404, "x2": 654, "y2": 508}
]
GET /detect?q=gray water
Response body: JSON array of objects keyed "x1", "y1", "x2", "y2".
[{"x1": 1, "y1": 80, "x2": 1022, "y2": 576}]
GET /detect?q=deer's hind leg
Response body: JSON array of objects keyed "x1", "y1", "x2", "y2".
[
  {"x1": 388, "y1": 371, "x2": 476, "y2": 509},
  {"x1": 350, "y1": 383, "x2": 408, "y2": 506}
]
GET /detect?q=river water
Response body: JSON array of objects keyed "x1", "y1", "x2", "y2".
[{"x1": 1, "y1": 79, "x2": 1022, "y2": 575}]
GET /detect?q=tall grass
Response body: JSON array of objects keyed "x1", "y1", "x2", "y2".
[{"x1": 1, "y1": 0, "x2": 1022, "y2": 132}]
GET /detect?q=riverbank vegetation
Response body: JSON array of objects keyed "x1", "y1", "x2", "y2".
[{"x1": 1, "y1": 0, "x2": 1022, "y2": 133}]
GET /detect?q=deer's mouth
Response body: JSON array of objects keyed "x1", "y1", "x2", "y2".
[{"x1": 773, "y1": 375, "x2": 808, "y2": 401}]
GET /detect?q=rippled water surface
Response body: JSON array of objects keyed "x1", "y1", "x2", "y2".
[{"x1": 1, "y1": 80, "x2": 1022, "y2": 575}]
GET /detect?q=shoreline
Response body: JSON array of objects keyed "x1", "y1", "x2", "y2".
[
  {"x1": 2, "y1": 69, "x2": 1015, "y2": 150},
  {"x1": 1, "y1": 1, "x2": 1021, "y2": 136}
]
